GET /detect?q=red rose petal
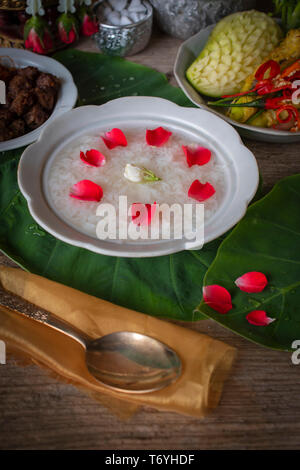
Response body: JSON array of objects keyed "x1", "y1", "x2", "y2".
[
  {"x1": 146, "y1": 127, "x2": 172, "y2": 147},
  {"x1": 188, "y1": 180, "x2": 216, "y2": 202},
  {"x1": 235, "y1": 271, "x2": 268, "y2": 293},
  {"x1": 69, "y1": 180, "x2": 103, "y2": 202},
  {"x1": 101, "y1": 128, "x2": 127, "y2": 149},
  {"x1": 202, "y1": 285, "x2": 232, "y2": 314},
  {"x1": 80, "y1": 149, "x2": 106, "y2": 167},
  {"x1": 246, "y1": 310, "x2": 276, "y2": 326},
  {"x1": 182, "y1": 145, "x2": 211, "y2": 167},
  {"x1": 131, "y1": 202, "x2": 157, "y2": 226}
]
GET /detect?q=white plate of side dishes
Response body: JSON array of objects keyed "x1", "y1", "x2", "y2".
[
  {"x1": 18, "y1": 97, "x2": 259, "y2": 257},
  {"x1": 0, "y1": 48, "x2": 77, "y2": 151},
  {"x1": 174, "y1": 25, "x2": 300, "y2": 143}
]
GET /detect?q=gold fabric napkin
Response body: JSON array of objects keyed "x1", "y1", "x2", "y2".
[{"x1": 0, "y1": 266, "x2": 236, "y2": 418}]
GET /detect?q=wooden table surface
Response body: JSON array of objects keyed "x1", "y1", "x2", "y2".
[{"x1": 1, "y1": 31, "x2": 300, "y2": 451}]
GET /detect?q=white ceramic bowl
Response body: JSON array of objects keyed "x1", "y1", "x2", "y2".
[
  {"x1": 0, "y1": 48, "x2": 78, "y2": 151},
  {"x1": 18, "y1": 97, "x2": 259, "y2": 257},
  {"x1": 174, "y1": 25, "x2": 300, "y2": 143}
]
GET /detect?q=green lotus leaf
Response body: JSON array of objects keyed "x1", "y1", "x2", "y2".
[{"x1": 197, "y1": 174, "x2": 300, "y2": 350}]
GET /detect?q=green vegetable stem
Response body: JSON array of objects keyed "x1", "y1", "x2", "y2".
[{"x1": 273, "y1": 0, "x2": 300, "y2": 31}]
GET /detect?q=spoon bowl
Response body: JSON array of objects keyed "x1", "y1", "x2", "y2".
[{"x1": 86, "y1": 331, "x2": 182, "y2": 393}]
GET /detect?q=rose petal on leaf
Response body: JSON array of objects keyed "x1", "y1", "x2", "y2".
[
  {"x1": 131, "y1": 202, "x2": 157, "y2": 226},
  {"x1": 202, "y1": 285, "x2": 232, "y2": 314},
  {"x1": 69, "y1": 180, "x2": 103, "y2": 202},
  {"x1": 146, "y1": 127, "x2": 172, "y2": 147},
  {"x1": 182, "y1": 145, "x2": 211, "y2": 167},
  {"x1": 80, "y1": 149, "x2": 106, "y2": 167},
  {"x1": 235, "y1": 271, "x2": 268, "y2": 293},
  {"x1": 246, "y1": 310, "x2": 276, "y2": 326},
  {"x1": 188, "y1": 180, "x2": 216, "y2": 202},
  {"x1": 101, "y1": 128, "x2": 127, "y2": 149}
]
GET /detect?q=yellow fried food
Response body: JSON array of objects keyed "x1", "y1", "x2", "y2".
[
  {"x1": 247, "y1": 110, "x2": 277, "y2": 128},
  {"x1": 226, "y1": 95, "x2": 259, "y2": 123}
]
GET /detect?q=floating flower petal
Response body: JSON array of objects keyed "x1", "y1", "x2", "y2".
[
  {"x1": 69, "y1": 180, "x2": 103, "y2": 202},
  {"x1": 202, "y1": 285, "x2": 232, "y2": 314},
  {"x1": 246, "y1": 310, "x2": 276, "y2": 326},
  {"x1": 188, "y1": 180, "x2": 216, "y2": 202},
  {"x1": 80, "y1": 149, "x2": 106, "y2": 167},
  {"x1": 235, "y1": 271, "x2": 268, "y2": 293},
  {"x1": 101, "y1": 128, "x2": 127, "y2": 149},
  {"x1": 131, "y1": 202, "x2": 157, "y2": 226},
  {"x1": 146, "y1": 127, "x2": 172, "y2": 147},
  {"x1": 182, "y1": 145, "x2": 211, "y2": 167}
]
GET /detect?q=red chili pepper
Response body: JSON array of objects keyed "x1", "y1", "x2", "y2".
[
  {"x1": 255, "y1": 60, "x2": 280, "y2": 81},
  {"x1": 281, "y1": 60, "x2": 300, "y2": 79},
  {"x1": 276, "y1": 108, "x2": 293, "y2": 123},
  {"x1": 276, "y1": 105, "x2": 299, "y2": 124},
  {"x1": 222, "y1": 82, "x2": 279, "y2": 99},
  {"x1": 265, "y1": 96, "x2": 285, "y2": 109},
  {"x1": 225, "y1": 83, "x2": 292, "y2": 100},
  {"x1": 272, "y1": 84, "x2": 293, "y2": 93},
  {"x1": 283, "y1": 88, "x2": 293, "y2": 99},
  {"x1": 222, "y1": 79, "x2": 276, "y2": 98},
  {"x1": 255, "y1": 82, "x2": 292, "y2": 95},
  {"x1": 255, "y1": 80, "x2": 274, "y2": 95}
]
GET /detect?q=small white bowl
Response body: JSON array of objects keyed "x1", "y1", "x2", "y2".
[
  {"x1": 0, "y1": 48, "x2": 78, "y2": 151},
  {"x1": 18, "y1": 97, "x2": 259, "y2": 257}
]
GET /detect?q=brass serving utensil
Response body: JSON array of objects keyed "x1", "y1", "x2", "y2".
[{"x1": 0, "y1": 288, "x2": 181, "y2": 394}]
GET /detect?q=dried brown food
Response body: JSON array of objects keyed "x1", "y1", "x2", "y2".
[
  {"x1": 0, "y1": 108, "x2": 14, "y2": 123},
  {"x1": 36, "y1": 72, "x2": 60, "y2": 92},
  {"x1": 0, "y1": 122, "x2": 13, "y2": 142},
  {"x1": 2, "y1": 94, "x2": 13, "y2": 110},
  {"x1": 24, "y1": 104, "x2": 49, "y2": 130},
  {"x1": 10, "y1": 90, "x2": 35, "y2": 117},
  {"x1": 9, "y1": 118, "x2": 26, "y2": 138},
  {"x1": 35, "y1": 87, "x2": 56, "y2": 111},
  {"x1": 18, "y1": 66, "x2": 39, "y2": 82},
  {"x1": 0, "y1": 62, "x2": 60, "y2": 142},
  {"x1": 8, "y1": 74, "x2": 33, "y2": 99},
  {"x1": 0, "y1": 120, "x2": 6, "y2": 142},
  {"x1": 0, "y1": 64, "x2": 16, "y2": 84}
]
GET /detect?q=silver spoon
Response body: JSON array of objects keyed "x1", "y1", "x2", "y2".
[{"x1": 0, "y1": 291, "x2": 182, "y2": 394}]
